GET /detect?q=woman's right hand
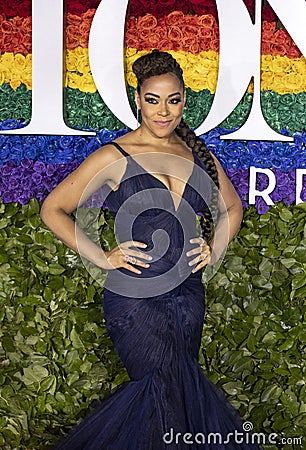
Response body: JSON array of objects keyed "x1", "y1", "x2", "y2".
[{"x1": 104, "y1": 240, "x2": 152, "y2": 274}]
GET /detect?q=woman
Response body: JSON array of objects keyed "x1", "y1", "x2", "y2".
[{"x1": 41, "y1": 51, "x2": 258, "y2": 449}]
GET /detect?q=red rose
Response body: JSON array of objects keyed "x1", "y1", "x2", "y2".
[
  {"x1": 127, "y1": 3, "x2": 145, "y2": 19},
  {"x1": 174, "y1": 0, "x2": 190, "y2": 15},
  {"x1": 262, "y1": 5, "x2": 276, "y2": 22},
  {"x1": 157, "y1": 0, "x2": 176, "y2": 7},
  {"x1": 126, "y1": 18, "x2": 138, "y2": 32},
  {"x1": 66, "y1": 1, "x2": 87, "y2": 16},
  {"x1": 17, "y1": 0, "x2": 31, "y2": 17}
]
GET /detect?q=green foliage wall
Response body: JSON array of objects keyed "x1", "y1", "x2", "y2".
[{"x1": 0, "y1": 200, "x2": 305, "y2": 449}]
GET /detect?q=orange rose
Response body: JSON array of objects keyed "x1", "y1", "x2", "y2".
[
  {"x1": 183, "y1": 16, "x2": 198, "y2": 26},
  {"x1": 198, "y1": 14, "x2": 216, "y2": 28},
  {"x1": 1, "y1": 20, "x2": 14, "y2": 33},
  {"x1": 198, "y1": 26, "x2": 214, "y2": 40},
  {"x1": 147, "y1": 26, "x2": 167, "y2": 49},
  {"x1": 82, "y1": 9, "x2": 95, "y2": 23},
  {"x1": 12, "y1": 16, "x2": 24, "y2": 29},
  {"x1": 22, "y1": 33, "x2": 32, "y2": 53},
  {"x1": 181, "y1": 36, "x2": 198, "y2": 53},
  {"x1": 22, "y1": 16, "x2": 32, "y2": 34},
  {"x1": 66, "y1": 13, "x2": 82, "y2": 26},
  {"x1": 183, "y1": 25, "x2": 199, "y2": 36},
  {"x1": 80, "y1": 21, "x2": 91, "y2": 47},
  {"x1": 158, "y1": 39, "x2": 173, "y2": 52},
  {"x1": 66, "y1": 25, "x2": 81, "y2": 50},
  {"x1": 261, "y1": 21, "x2": 276, "y2": 40},
  {"x1": 199, "y1": 38, "x2": 211, "y2": 52},
  {"x1": 137, "y1": 14, "x2": 158, "y2": 31},
  {"x1": 274, "y1": 28, "x2": 291, "y2": 46},
  {"x1": 165, "y1": 11, "x2": 185, "y2": 26},
  {"x1": 270, "y1": 43, "x2": 287, "y2": 57},
  {"x1": 153, "y1": 26, "x2": 167, "y2": 41},
  {"x1": 126, "y1": 36, "x2": 139, "y2": 48},
  {"x1": 210, "y1": 38, "x2": 219, "y2": 52},
  {"x1": 167, "y1": 26, "x2": 183, "y2": 42},
  {"x1": 286, "y1": 45, "x2": 301, "y2": 59},
  {"x1": 261, "y1": 41, "x2": 272, "y2": 55},
  {"x1": 139, "y1": 28, "x2": 151, "y2": 40}
]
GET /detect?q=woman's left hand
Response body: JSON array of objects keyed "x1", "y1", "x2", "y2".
[{"x1": 186, "y1": 237, "x2": 211, "y2": 273}]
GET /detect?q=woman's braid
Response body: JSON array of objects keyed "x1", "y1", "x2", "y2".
[{"x1": 175, "y1": 119, "x2": 219, "y2": 242}]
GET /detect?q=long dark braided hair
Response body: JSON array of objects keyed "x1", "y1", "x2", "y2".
[{"x1": 132, "y1": 50, "x2": 220, "y2": 242}]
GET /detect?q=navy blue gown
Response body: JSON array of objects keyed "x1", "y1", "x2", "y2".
[{"x1": 53, "y1": 142, "x2": 261, "y2": 449}]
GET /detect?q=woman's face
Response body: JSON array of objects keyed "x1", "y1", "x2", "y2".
[{"x1": 135, "y1": 72, "x2": 186, "y2": 139}]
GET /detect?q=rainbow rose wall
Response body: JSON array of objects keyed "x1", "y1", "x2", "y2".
[{"x1": 0, "y1": 0, "x2": 305, "y2": 448}]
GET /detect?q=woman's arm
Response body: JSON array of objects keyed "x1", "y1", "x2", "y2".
[
  {"x1": 209, "y1": 153, "x2": 243, "y2": 263},
  {"x1": 40, "y1": 145, "x2": 122, "y2": 269}
]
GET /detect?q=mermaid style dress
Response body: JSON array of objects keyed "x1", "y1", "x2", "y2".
[{"x1": 54, "y1": 142, "x2": 260, "y2": 449}]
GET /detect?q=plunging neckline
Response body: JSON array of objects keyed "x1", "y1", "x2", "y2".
[{"x1": 112, "y1": 146, "x2": 196, "y2": 213}]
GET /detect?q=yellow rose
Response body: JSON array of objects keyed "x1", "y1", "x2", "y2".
[
  {"x1": 77, "y1": 55, "x2": 90, "y2": 75},
  {"x1": 272, "y1": 73, "x2": 287, "y2": 94},
  {"x1": 66, "y1": 50, "x2": 79, "y2": 72},
  {"x1": 10, "y1": 71, "x2": 22, "y2": 91},
  {"x1": 291, "y1": 59, "x2": 306, "y2": 76},
  {"x1": 1, "y1": 52, "x2": 14, "y2": 69},
  {"x1": 125, "y1": 71, "x2": 137, "y2": 88},
  {"x1": 270, "y1": 55, "x2": 292, "y2": 74},
  {"x1": 206, "y1": 68, "x2": 218, "y2": 93},
  {"x1": 284, "y1": 72, "x2": 304, "y2": 93},
  {"x1": 22, "y1": 68, "x2": 32, "y2": 90},
  {"x1": 78, "y1": 73, "x2": 96, "y2": 93},
  {"x1": 0, "y1": 69, "x2": 7, "y2": 85},
  {"x1": 67, "y1": 72, "x2": 81, "y2": 90},
  {"x1": 261, "y1": 71, "x2": 275, "y2": 91},
  {"x1": 14, "y1": 53, "x2": 26, "y2": 71}
]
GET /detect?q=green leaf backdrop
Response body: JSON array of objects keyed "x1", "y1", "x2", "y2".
[{"x1": 0, "y1": 199, "x2": 305, "y2": 449}]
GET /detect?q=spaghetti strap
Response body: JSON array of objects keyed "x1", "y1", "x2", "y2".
[{"x1": 108, "y1": 141, "x2": 130, "y2": 158}]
